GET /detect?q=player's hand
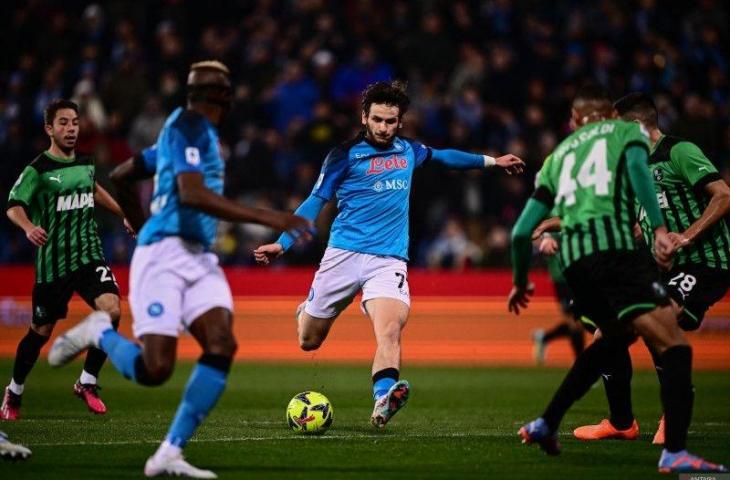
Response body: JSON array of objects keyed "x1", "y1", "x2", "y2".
[
  {"x1": 653, "y1": 227, "x2": 675, "y2": 270},
  {"x1": 538, "y1": 236, "x2": 559, "y2": 256},
  {"x1": 666, "y1": 231, "x2": 690, "y2": 253},
  {"x1": 25, "y1": 225, "x2": 48, "y2": 247},
  {"x1": 494, "y1": 154, "x2": 525, "y2": 175},
  {"x1": 508, "y1": 282, "x2": 535, "y2": 315},
  {"x1": 254, "y1": 243, "x2": 284, "y2": 265},
  {"x1": 123, "y1": 218, "x2": 136, "y2": 239},
  {"x1": 632, "y1": 223, "x2": 643, "y2": 241}
]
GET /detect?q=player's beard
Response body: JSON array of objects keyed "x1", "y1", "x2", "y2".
[
  {"x1": 365, "y1": 124, "x2": 395, "y2": 147},
  {"x1": 54, "y1": 132, "x2": 77, "y2": 155}
]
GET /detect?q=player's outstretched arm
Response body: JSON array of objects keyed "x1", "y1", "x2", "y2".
[
  {"x1": 532, "y1": 216, "x2": 561, "y2": 240},
  {"x1": 7, "y1": 206, "x2": 47, "y2": 247},
  {"x1": 109, "y1": 156, "x2": 154, "y2": 233},
  {"x1": 430, "y1": 149, "x2": 525, "y2": 175},
  {"x1": 177, "y1": 172, "x2": 313, "y2": 235},
  {"x1": 668, "y1": 179, "x2": 730, "y2": 252},
  {"x1": 509, "y1": 198, "x2": 550, "y2": 314},
  {"x1": 94, "y1": 182, "x2": 135, "y2": 237}
]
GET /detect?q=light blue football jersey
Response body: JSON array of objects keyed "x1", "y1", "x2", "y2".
[
  {"x1": 312, "y1": 133, "x2": 432, "y2": 260},
  {"x1": 136, "y1": 107, "x2": 224, "y2": 250}
]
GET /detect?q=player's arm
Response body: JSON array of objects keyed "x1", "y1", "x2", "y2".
[
  {"x1": 509, "y1": 197, "x2": 550, "y2": 314},
  {"x1": 532, "y1": 216, "x2": 561, "y2": 240},
  {"x1": 94, "y1": 182, "x2": 136, "y2": 237},
  {"x1": 7, "y1": 166, "x2": 46, "y2": 247},
  {"x1": 177, "y1": 173, "x2": 312, "y2": 235},
  {"x1": 625, "y1": 144, "x2": 672, "y2": 266},
  {"x1": 255, "y1": 146, "x2": 348, "y2": 265},
  {"x1": 429, "y1": 148, "x2": 525, "y2": 174},
  {"x1": 667, "y1": 142, "x2": 730, "y2": 251},
  {"x1": 109, "y1": 152, "x2": 156, "y2": 233}
]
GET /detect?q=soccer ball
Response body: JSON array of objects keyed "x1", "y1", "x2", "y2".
[{"x1": 286, "y1": 391, "x2": 333, "y2": 434}]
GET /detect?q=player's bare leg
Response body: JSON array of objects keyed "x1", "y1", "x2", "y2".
[
  {"x1": 2, "y1": 321, "x2": 54, "y2": 421},
  {"x1": 365, "y1": 298, "x2": 410, "y2": 428},
  {"x1": 144, "y1": 307, "x2": 234, "y2": 479},
  {"x1": 74, "y1": 293, "x2": 122, "y2": 414},
  {"x1": 297, "y1": 308, "x2": 338, "y2": 352}
]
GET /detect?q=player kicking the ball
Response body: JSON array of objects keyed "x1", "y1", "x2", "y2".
[
  {"x1": 48, "y1": 61, "x2": 310, "y2": 478},
  {"x1": 255, "y1": 81, "x2": 524, "y2": 428},
  {"x1": 3, "y1": 99, "x2": 130, "y2": 420}
]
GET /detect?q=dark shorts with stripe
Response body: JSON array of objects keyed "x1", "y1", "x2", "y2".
[
  {"x1": 32, "y1": 261, "x2": 120, "y2": 325},
  {"x1": 564, "y1": 249, "x2": 670, "y2": 338},
  {"x1": 553, "y1": 281, "x2": 575, "y2": 315},
  {"x1": 662, "y1": 263, "x2": 730, "y2": 331}
]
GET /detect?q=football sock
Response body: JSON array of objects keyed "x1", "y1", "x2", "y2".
[
  {"x1": 79, "y1": 370, "x2": 97, "y2": 385},
  {"x1": 569, "y1": 326, "x2": 585, "y2": 357},
  {"x1": 372, "y1": 368, "x2": 399, "y2": 400},
  {"x1": 542, "y1": 337, "x2": 619, "y2": 432},
  {"x1": 166, "y1": 354, "x2": 231, "y2": 448},
  {"x1": 543, "y1": 323, "x2": 570, "y2": 342},
  {"x1": 8, "y1": 379, "x2": 24, "y2": 396},
  {"x1": 82, "y1": 318, "x2": 120, "y2": 379},
  {"x1": 660, "y1": 345, "x2": 693, "y2": 453},
  {"x1": 12, "y1": 328, "x2": 49, "y2": 386},
  {"x1": 601, "y1": 345, "x2": 635, "y2": 430},
  {"x1": 99, "y1": 330, "x2": 142, "y2": 382}
]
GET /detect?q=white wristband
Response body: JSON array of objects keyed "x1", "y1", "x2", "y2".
[{"x1": 483, "y1": 155, "x2": 496, "y2": 167}]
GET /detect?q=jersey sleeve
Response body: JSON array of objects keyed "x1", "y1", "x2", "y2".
[
  {"x1": 405, "y1": 139, "x2": 433, "y2": 167},
  {"x1": 311, "y1": 147, "x2": 349, "y2": 201},
  {"x1": 532, "y1": 155, "x2": 556, "y2": 209},
  {"x1": 7, "y1": 166, "x2": 40, "y2": 210},
  {"x1": 141, "y1": 145, "x2": 158, "y2": 172},
  {"x1": 169, "y1": 119, "x2": 210, "y2": 176},
  {"x1": 670, "y1": 141, "x2": 721, "y2": 192}
]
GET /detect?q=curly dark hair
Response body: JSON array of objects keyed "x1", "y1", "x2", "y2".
[
  {"x1": 43, "y1": 99, "x2": 78, "y2": 125},
  {"x1": 361, "y1": 80, "x2": 410, "y2": 117}
]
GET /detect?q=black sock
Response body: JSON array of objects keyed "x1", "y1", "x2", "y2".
[
  {"x1": 660, "y1": 345, "x2": 693, "y2": 452},
  {"x1": 82, "y1": 319, "x2": 119, "y2": 379},
  {"x1": 543, "y1": 323, "x2": 571, "y2": 342},
  {"x1": 602, "y1": 345, "x2": 635, "y2": 430},
  {"x1": 569, "y1": 326, "x2": 585, "y2": 357},
  {"x1": 542, "y1": 337, "x2": 620, "y2": 432},
  {"x1": 12, "y1": 329, "x2": 50, "y2": 386},
  {"x1": 644, "y1": 339, "x2": 664, "y2": 388}
]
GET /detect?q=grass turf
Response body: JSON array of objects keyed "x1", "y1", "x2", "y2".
[{"x1": 0, "y1": 359, "x2": 728, "y2": 479}]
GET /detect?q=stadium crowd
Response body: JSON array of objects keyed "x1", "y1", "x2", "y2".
[{"x1": 1, "y1": 0, "x2": 728, "y2": 268}]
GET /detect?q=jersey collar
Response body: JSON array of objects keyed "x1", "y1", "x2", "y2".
[{"x1": 44, "y1": 150, "x2": 76, "y2": 163}]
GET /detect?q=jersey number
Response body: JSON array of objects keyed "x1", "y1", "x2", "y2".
[
  {"x1": 668, "y1": 272, "x2": 697, "y2": 294},
  {"x1": 96, "y1": 266, "x2": 117, "y2": 285},
  {"x1": 556, "y1": 139, "x2": 612, "y2": 206}
]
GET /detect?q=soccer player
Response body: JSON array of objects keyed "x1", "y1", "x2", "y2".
[
  {"x1": 2, "y1": 99, "x2": 130, "y2": 420},
  {"x1": 47, "y1": 61, "x2": 311, "y2": 478},
  {"x1": 573, "y1": 92, "x2": 730, "y2": 444},
  {"x1": 254, "y1": 80, "x2": 525, "y2": 428},
  {"x1": 509, "y1": 84, "x2": 726, "y2": 473}
]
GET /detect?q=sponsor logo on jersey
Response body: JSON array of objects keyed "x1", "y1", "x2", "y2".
[
  {"x1": 653, "y1": 168, "x2": 663, "y2": 182},
  {"x1": 49, "y1": 175, "x2": 62, "y2": 183},
  {"x1": 657, "y1": 191, "x2": 669, "y2": 209},
  {"x1": 373, "y1": 179, "x2": 409, "y2": 192},
  {"x1": 56, "y1": 192, "x2": 95, "y2": 212},
  {"x1": 366, "y1": 155, "x2": 408, "y2": 175}
]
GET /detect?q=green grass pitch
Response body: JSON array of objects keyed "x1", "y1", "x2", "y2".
[{"x1": 1, "y1": 360, "x2": 728, "y2": 479}]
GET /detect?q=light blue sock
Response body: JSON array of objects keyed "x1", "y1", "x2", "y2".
[
  {"x1": 166, "y1": 363, "x2": 228, "y2": 448},
  {"x1": 373, "y1": 377, "x2": 396, "y2": 400},
  {"x1": 99, "y1": 330, "x2": 142, "y2": 382}
]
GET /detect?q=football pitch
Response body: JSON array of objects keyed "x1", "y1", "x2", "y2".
[{"x1": 1, "y1": 360, "x2": 728, "y2": 479}]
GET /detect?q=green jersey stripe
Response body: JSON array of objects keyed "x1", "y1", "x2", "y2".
[
  {"x1": 691, "y1": 187, "x2": 726, "y2": 268},
  {"x1": 588, "y1": 218, "x2": 600, "y2": 253},
  {"x1": 602, "y1": 215, "x2": 616, "y2": 250},
  {"x1": 612, "y1": 155, "x2": 627, "y2": 250},
  {"x1": 63, "y1": 209, "x2": 72, "y2": 276},
  {"x1": 575, "y1": 224, "x2": 586, "y2": 258}
]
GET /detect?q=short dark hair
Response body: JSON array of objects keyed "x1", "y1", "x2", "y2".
[
  {"x1": 573, "y1": 82, "x2": 612, "y2": 106},
  {"x1": 44, "y1": 99, "x2": 79, "y2": 125},
  {"x1": 361, "y1": 80, "x2": 410, "y2": 117},
  {"x1": 614, "y1": 92, "x2": 658, "y2": 129}
]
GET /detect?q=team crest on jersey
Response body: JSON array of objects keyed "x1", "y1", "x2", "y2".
[
  {"x1": 34, "y1": 306, "x2": 47, "y2": 319},
  {"x1": 147, "y1": 302, "x2": 164, "y2": 317},
  {"x1": 653, "y1": 168, "x2": 663, "y2": 182}
]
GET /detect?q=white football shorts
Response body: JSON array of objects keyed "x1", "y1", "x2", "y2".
[
  {"x1": 304, "y1": 247, "x2": 410, "y2": 319},
  {"x1": 129, "y1": 236, "x2": 233, "y2": 338}
]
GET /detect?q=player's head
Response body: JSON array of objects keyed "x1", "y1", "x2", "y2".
[
  {"x1": 614, "y1": 92, "x2": 659, "y2": 130},
  {"x1": 361, "y1": 80, "x2": 410, "y2": 146},
  {"x1": 570, "y1": 83, "x2": 616, "y2": 129},
  {"x1": 187, "y1": 60, "x2": 233, "y2": 122},
  {"x1": 44, "y1": 99, "x2": 79, "y2": 154}
]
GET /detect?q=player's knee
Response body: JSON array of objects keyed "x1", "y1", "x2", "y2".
[
  {"x1": 203, "y1": 329, "x2": 237, "y2": 358},
  {"x1": 299, "y1": 334, "x2": 322, "y2": 351},
  {"x1": 144, "y1": 361, "x2": 175, "y2": 386},
  {"x1": 30, "y1": 322, "x2": 54, "y2": 338}
]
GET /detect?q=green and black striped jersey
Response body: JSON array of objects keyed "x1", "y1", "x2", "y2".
[
  {"x1": 638, "y1": 136, "x2": 730, "y2": 270},
  {"x1": 534, "y1": 120, "x2": 650, "y2": 268},
  {"x1": 7, "y1": 151, "x2": 106, "y2": 283}
]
